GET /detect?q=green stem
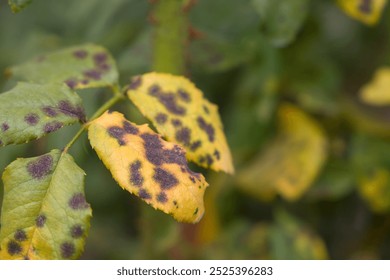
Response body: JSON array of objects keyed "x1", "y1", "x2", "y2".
[
  {"x1": 152, "y1": 0, "x2": 189, "y2": 75},
  {"x1": 62, "y1": 88, "x2": 125, "y2": 153}
]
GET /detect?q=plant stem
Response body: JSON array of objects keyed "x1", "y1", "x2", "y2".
[
  {"x1": 152, "y1": 0, "x2": 189, "y2": 75},
  {"x1": 62, "y1": 87, "x2": 125, "y2": 153}
]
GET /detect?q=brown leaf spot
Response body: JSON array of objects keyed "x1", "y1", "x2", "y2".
[
  {"x1": 139, "y1": 188, "x2": 152, "y2": 200},
  {"x1": 148, "y1": 85, "x2": 186, "y2": 115},
  {"x1": 14, "y1": 230, "x2": 27, "y2": 242},
  {"x1": 157, "y1": 192, "x2": 168, "y2": 203},
  {"x1": 155, "y1": 113, "x2": 168, "y2": 124},
  {"x1": 175, "y1": 127, "x2": 191, "y2": 146},
  {"x1": 213, "y1": 149, "x2": 220, "y2": 160},
  {"x1": 35, "y1": 214, "x2": 47, "y2": 227},
  {"x1": 1, "y1": 122, "x2": 9, "y2": 132},
  {"x1": 27, "y1": 155, "x2": 53, "y2": 179},
  {"x1": 123, "y1": 121, "x2": 139, "y2": 135},
  {"x1": 108, "y1": 126, "x2": 126, "y2": 146},
  {"x1": 43, "y1": 121, "x2": 63, "y2": 133},
  {"x1": 359, "y1": 0, "x2": 372, "y2": 14},
  {"x1": 83, "y1": 69, "x2": 101, "y2": 80},
  {"x1": 24, "y1": 113, "x2": 40, "y2": 126},
  {"x1": 203, "y1": 105, "x2": 210, "y2": 114},
  {"x1": 58, "y1": 100, "x2": 86, "y2": 122},
  {"x1": 190, "y1": 140, "x2": 202, "y2": 151},
  {"x1": 73, "y1": 50, "x2": 88, "y2": 59},
  {"x1": 197, "y1": 116, "x2": 215, "y2": 142},
  {"x1": 178, "y1": 88, "x2": 191, "y2": 103},
  {"x1": 41, "y1": 106, "x2": 58, "y2": 117},
  {"x1": 69, "y1": 193, "x2": 89, "y2": 210},
  {"x1": 128, "y1": 76, "x2": 142, "y2": 90},
  {"x1": 70, "y1": 225, "x2": 84, "y2": 239},
  {"x1": 130, "y1": 160, "x2": 143, "y2": 187},
  {"x1": 171, "y1": 119, "x2": 182, "y2": 127},
  {"x1": 93, "y1": 52, "x2": 108, "y2": 65},
  {"x1": 153, "y1": 167, "x2": 178, "y2": 190},
  {"x1": 60, "y1": 242, "x2": 75, "y2": 259},
  {"x1": 7, "y1": 240, "x2": 22, "y2": 255},
  {"x1": 65, "y1": 78, "x2": 78, "y2": 89}
]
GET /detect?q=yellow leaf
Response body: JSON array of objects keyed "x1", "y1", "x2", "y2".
[
  {"x1": 87, "y1": 111, "x2": 208, "y2": 223},
  {"x1": 126, "y1": 72, "x2": 234, "y2": 174},
  {"x1": 337, "y1": 0, "x2": 387, "y2": 25},
  {"x1": 360, "y1": 67, "x2": 390, "y2": 105},
  {"x1": 358, "y1": 168, "x2": 390, "y2": 212},
  {"x1": 237, "y1": 104, "x2": 327, "y2": 201}
]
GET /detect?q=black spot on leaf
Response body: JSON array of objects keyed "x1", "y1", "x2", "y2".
[
  {"x1": 190, "y1": 140, "x2": 202, "y2": 151},
  {"x1": 108, "y1": 126, "x2": 126, "y2": 145},
  {"x1": 123, "y1": 121, "x2": 139, "y2": 135},
  {"x1": 58, "y1": 100, "x2": 86, "y2": 122},
  {"x1": 7, "y1": 240, "x2": 22, "y2": 255},
  {"x1": 213, "y1": 149, "x2": 221, "y2": 160},
  {"x1": 83, "y1": 69, "x2": 101, "y2": 80},
  {"x1": 359, "y1": 0, "x2": 372, "y2": 13},
  {"x1": 35, "y1": 214, "x2": 47, "y2": 227},
  {"x1": 60, "y1": 242, "x2": 75, "y2": 259},
  {"x1": 1, "y1": 122, "x2": 9, "y2": 132},
  {"x1": 148, "y1": 84, "x2": 161, "y2": 96},
  {"x1": 155, "y1": 113, "x2": 168, "y2": 124},
  {"x1": 197, "y1": 116, "x2": 215, "y2": 142},
  {"x1": 73, "y1": 50, "x2": 88, "y2": 59},
  {"x1": 70, "y1": 225, "x2": 84, "y2": 239},
  {"x1": 148, "y1": 85, "x2": 186, "y2": 115},
  {"x1": 206, "y1": 154, "x2": 214, "y2": 166},
  {"x1": 193, "y1": 208, "x2": 199, "y2": 215},
  {"x1": 93, "y1": 52, "x2": 107, "y2": 65},
  {"x1": 27, "y1": 155, "x2": 53, "y2": 179},
  {"x1": 157, "y1": 192, "x2": 168, "y2": 203},
  {"x1": 171, "y1": 119, "x2": 182, "y2": 127},
  {"x1": 130, "y1": 160, "x2": 143, "y2": 187},
  {"x1": 178, "y1": 89, "x2": 191, "y2": 103},
  {"x1": 43, "y1": 121, "x2": 63, "y2": 133},
  {"x1": 69, "y1": 193, "x2": 89, "y2": 210},
  {"x1": 203, "y1": 105, "x2": 210, "y2": 114},
  {"x1": 65, "y1": 78, "x2": 78, "y2": 89},
  {"x1": 128, "y1": 76, "x2": 142, "y2": 90},
  {"x1": 139, "y1": 188, "x2": 151, "y2": 200},
  {"x1": 153, "y1": 168, "x2": 178, "y2": 189},
  {"x1": 24, "y1": 113, "x2": 40, "y2": 126},
  {"x1": 14, "y1": 230, "x2": 27, "y2": 242},
  {"x1": 41, "y1": 106, "x2": 58, "y2": 117},
  {"x1": 175, "y1": 127, "x2": 191, "y2": 146}
]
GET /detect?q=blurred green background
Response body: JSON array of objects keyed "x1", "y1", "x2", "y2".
[{"x1": 1, "y1": 0, "x2": 390, "y2": 259}]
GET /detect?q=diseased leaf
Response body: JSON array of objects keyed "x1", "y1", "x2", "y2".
[
  {"x1": 358, "y1": 168, "x2": 390, "y2": 212},
  {"x1": 88, "y1": 111, "x2": 208, "y2": 223},
  {"x1": 8, "y1": 0, "x2": 32, "y2": 13},
  {"x1": 0, "y1": 82, "x2": 85, "y2": 147},
  {"x1": 360, "y1": 67, "x2": 390, "y2": 106},
  {"x1": 252, "y1": 0, "x2": 310, "y2": 47},
  {"x1": 0, "y1": 150, "x2": 92, "y2": 260},
  {"x1": 10, "y1": 44, "x2": 119, "y2": 90},
  {"x1": 337, "y1": 0, "x2": 387, "y2": 25},
  {"x1": 237, "y1": 104, "x2": 327, "y2": 201},
  {"x1": 126, "y1": 72, "x2": 234, "y2": 174}
]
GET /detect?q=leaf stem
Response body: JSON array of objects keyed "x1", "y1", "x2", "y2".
[{"x1": 62, "y1": 87, "x2": 125, "y2": 153}]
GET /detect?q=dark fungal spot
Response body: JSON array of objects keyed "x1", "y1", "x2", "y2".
[
  {"x1": 178, "y1": 89, "x2": 191, "y2": 103},
  {"x1": 60, "y1": 242, "x2": 75, "y2": 259},
  {"x1": 203, "y1": 105, "x2": 210, "y2": 114},
  {"x1": 189, "y1": 176, "x2": 196, "y2": 183},
  {"x1": 43, "y1": 121, "x2": 63, "y2": 133},
  {"x1": 7, "y1": 240, "x2": 22, "y2": 255},
  {"x1": 148, "y1": 85, "x2": 186, "y2": 115},
  {"x1": 70, "y1": 225, "x2": 84, "y2": 239},
  {"x1": 173, "y1": 200, "x2": 179, "y2": 209},
  {"x1": 193, "y1": 208, "x2": 199, "y2": 215},
  {"x1": 108, "y1": 126, "x2": 126, "y2": 146},
  {"x1": 14, "y1": 230, "x2": 27, "y2": 242},
  {"x1": 83, "y1": 69, "x2": 101, "y2": 80},
  {"x1": 190, "y1": 140, "x2": 202, "y2": 151},
  {"x1": 139, "y1": 188, "x2": 151, "y2": 200},
  {"x1": 81, "y1": 79, "x2": 89, "y2": 85},
  {"x1": 41, "y1": 106, "x2": 58, "y2": 117},
  {"x1": 99, "y1": 63, "x2": 110, "y2": 71},
  {"x1": 24, "y1": 113, "x2": 40, "y2": 126},
  {"x1": 157, "y1": 192, "x2": 168, "y2": 203},
  {"x1": 175, "y1": 127, "x2": 191, "y2": 146},
  {"x1": 27, "y1": 155, "x2": 53, "y2": 180},
  {"x1": 58, "y1": 100, "x2": 86, "y2": 122},
  {"x1": 123, "y1": 121, "x2": 139, "y2": 135},
  {"x1": 130, "y1": 160, "x2": 143, "y2": 187},
  {"x1": 206, "y1": 154, "x2": 214, "y2": 166},
  {"x1": 359, "y1": 0, "x2": 372, "y2": 13},
  {"x1": 171, "y1": 119, "x2": 182, "y2": 127},
  {"x1": 35, "y1": 214, "x2": 47, "y2": 227},
  {"x1": 93, "y1": 52, "x2": 107, "y2": 65},
  {"x1": 65, "y1": 78, "x2": 78, "y2": 89},
  {"x1": 1, "y1": 122, "x2": 9, "y2": 132},
  {"x1": 128, "y1": 76, "x2": 142, "y2": 90},
  {"x1": 153, "y1": 167, "x2": 178, "y2": 190},
  {"x1": 73, "y1": 49, "x2": 88, "y2": 59},
  {"x1": 69, "y1": 193, "x2": 89, "y2": 210},
  {"x1": 197, "y1": 116, "x2": 215, "y2": 142},
  {"x1": 213, "y1": 149, "x2": 220, "y2": 160},
  {"x1": 199, "y1": 156, "x2": 205, "y2": 164},
  {"x1": 155, "y1": 113, "x2": 168, "y2": 124}
]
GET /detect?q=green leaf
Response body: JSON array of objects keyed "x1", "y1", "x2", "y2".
[
  {"x1": 126, "y1": 72, "x2": 234, "y2": 174},
  {"x1": 0, "y1": 150, "x2": 91, "y2": 259},
  {"x1": 10, "y1": 44, "x2": 119, "y2": 90},
  {"x1": 237, "y1": 104, "x2": 328, "y2": 201},
  {"x1": 8, "y1": 0, "x2": 32, "y2": 13},
  {"x1": 88, "y1": 111, "x2": 208, "y2": 223},
  {"x1": 0, "y1": 82, "x2": 85, "y2": 147},
  {"x1": 252, "y1": 0, "x2": 310, "y2": 47}
]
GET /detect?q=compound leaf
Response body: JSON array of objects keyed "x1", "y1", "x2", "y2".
[
  {"x1": 10, "y1": 44, "x2": 119, "y2": 90},
  {"x1": 0, "y1": 150, "x2": 92, "y2": 260},
  {"x1": 337, "y1": 0, "x2": 387, "y2": 25},
  {"x1": 237, "y1": 104, "x2": 327, "y2": 201},
  {"x1": 8, "y1": 0, "x2": 32, "y2": 13},
  {"x1": 360, "y1": 67, "x2": 390, "y2": 106},
  {"x1": 126, "y1": 72, "x2": 234, "y2": 174},
  {"x1": 0, "y1": 82, "x2": 85, "y2": 147},
  {"x1": 88, "y1": 111, "x2": 208, "y2": 223}
]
